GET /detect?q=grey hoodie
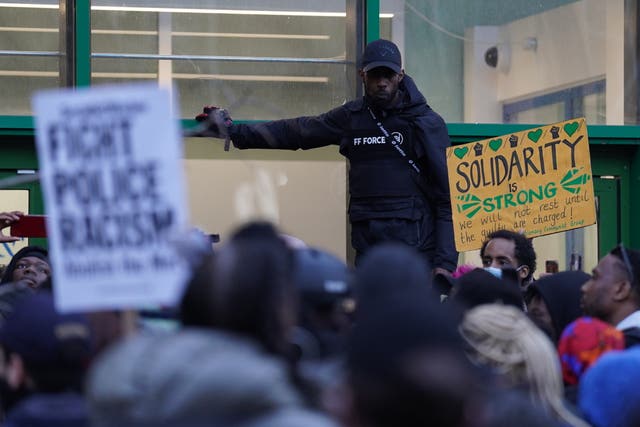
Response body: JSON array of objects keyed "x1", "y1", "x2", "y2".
[{"x1": 87, "y1": 328, "x2": 337, "y2": 427}]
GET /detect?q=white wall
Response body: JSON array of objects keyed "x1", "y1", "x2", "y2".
[
  {"x1": 497, "y1": 0, "x2": 606, "y2": 102},
  {"x1": 465, "y1": 0, "x2": 614, "y2": 114},
  {"x1": 183, "y1": 140, "x2": 348, "y2": 260},
  {"x1": 463, "y1": 26, "x2": 501, "y2": 122},
  {"x1": 606, "y1": 0, "x2": 625, "y2": 124}
]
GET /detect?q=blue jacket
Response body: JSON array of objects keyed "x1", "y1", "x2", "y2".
[{"x1": 4, "y1": 392, "x2": 87, "y2": 427}]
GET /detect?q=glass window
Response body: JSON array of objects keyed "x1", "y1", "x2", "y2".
[
  {"x1": 503, "y1": 80, "x2": 605, "y2": 124},
  {"x1": 90, "y1": 1, "x2": 354, "y2": 259},
  {"x1": 0, "y1": 1, "x2": 60, "y2": 115},
  {"x1": 91, "y1": 1, "x2": 353, "y2": 119},
  {"x1": 583, "y1": 91, "x2": 606, "y2": 125},
  {"x1": 380, "y1": 0, "x2": 621, "y2": 126},
  {"x1": 508, "y1": 102, "x2": 565, "y2": 125},
  {"x1": 380, "y1": 0, "x2": 616, "y2": 274}
]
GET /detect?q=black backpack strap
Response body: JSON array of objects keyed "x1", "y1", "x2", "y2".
[{"x1": 367, "y1": 107, "x2": 431, "y2": 200}]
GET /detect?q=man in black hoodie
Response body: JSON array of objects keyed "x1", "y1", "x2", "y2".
[
  {"x1": 0, "y1": 246, "x2": 50, "y2": 290},
  {"x1": 194, "y1": 39, "x2": 457, "y2": 274},
  {"x1": 0, "y1": 246, "x2": 51, "y2": 322},
  {"x1": 526, "y1": 270, "x2": 589, "y2": 343}
]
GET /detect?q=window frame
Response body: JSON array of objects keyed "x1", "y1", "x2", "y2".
[{"x1": 0, "y1": 0, "x2": 639, "y2": 249}]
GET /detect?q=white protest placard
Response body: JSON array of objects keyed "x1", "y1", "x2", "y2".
[{"x1": 33, "y1": 83, "x2": 190, "y2": 312}]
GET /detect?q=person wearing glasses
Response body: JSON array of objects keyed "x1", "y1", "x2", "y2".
[{"x1": 581, "y1": 244, "x2": 640, "y2": 348}]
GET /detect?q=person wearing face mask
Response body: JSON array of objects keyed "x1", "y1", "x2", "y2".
[
  {"x1": 448, "y1": 268, "x2": 524, "y2": 313},
  {"x1": 480, "y1": 229, "x2": 537, "y2": 293}
]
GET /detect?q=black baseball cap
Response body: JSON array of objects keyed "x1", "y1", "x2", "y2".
[
  {"x1": 361, "y1": 39, "x2": 402, "y2": 73},
  {"x1": 293, "y1": 247, "x2": 351, "y2": 306},
  {"x1": 449, "y1": 268, "x2": 524, "y2": 311}
]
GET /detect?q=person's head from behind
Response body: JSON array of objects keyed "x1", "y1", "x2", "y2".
[
  {"x1": 459, "y1": 304, "x2": 588, "y2": 427},
  {"x1": 346, "y1": 289, "x2": 480, "y2": 427},
  {"x1": 291, "y1": 247, "x2": 352, "y2": 359},
  {"x1": 581, "y1": 244, "x2": 640, "y2": 325},
  {"x1": 0, "y1": 246, "x2": 50, "y2": 289},
  {"x1": 0, "y1": 292, "x2": 91, "y2": 408},
  {"x1": 353, "y1": 242, "x2": 434, "y2": 312},
  {"x1": 180, "y1": 221, "x2": 296, "y2": 357},
  {"x1": 448, "y1": 268, "x2": 524, "y2": 313},
  {"x1": 480, "y1": 229, "x2": 537, "y2": 289},
  {"x1": 359, "y1": 39, "x2": 405, "y2": 109},
  {"x1": 447, "y1": 268, "x2": 524, "y2": 311}
]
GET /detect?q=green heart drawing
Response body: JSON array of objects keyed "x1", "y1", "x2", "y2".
[
  {"x1": 564, "y1": 121, "x2": 579, "y2": 136},
  {"x1": 527, "y1": 129, "x2": 543, "y2": 142},
  {"x1": 488, "y1": 138, "x2": 502, "y2": 152},
  {"x1": 454, "y1": 147, "x2": 469, "y2": 159}
]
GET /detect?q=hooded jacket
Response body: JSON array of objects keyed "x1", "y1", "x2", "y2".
[
  {"x1": 527, "y1": 271, "x2": 589, "y2": 341},
  {"x1": 0, "y1": 246, "x2": 49, "y2": 285},
  {"x1": 229, "y1": 75, "x2": 456, "y2": 271},
  {"x1": 87, "y1": 328, "x2": 337, "y2": 427}
]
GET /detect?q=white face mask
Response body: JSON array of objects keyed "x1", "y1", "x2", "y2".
[
  {"x1": 484, "y1": 265, "x2": 526, "y2": 280},
  {"x1": 483, "y1": 266, "x2": 503, "y2": 279}
]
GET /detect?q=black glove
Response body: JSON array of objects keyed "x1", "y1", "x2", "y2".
[{"x1": 194, "y1": 105, "x2": 233, "y2": 140}]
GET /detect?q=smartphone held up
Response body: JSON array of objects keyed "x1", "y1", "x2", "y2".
[{"x1": 9, "y1": 215, "x2": 47, "y2": 238}]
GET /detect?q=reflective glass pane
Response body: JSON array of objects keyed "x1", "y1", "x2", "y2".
[
  {"x1": 583, "y1": 91, "x2": 606, "y2": 125},
  {"x1": 380, "y1": 0, "x2": 622, "y2": 126},
  {"x1": 511, "y1": 102, "x2": 565, "y2": 124},
  {"x1": 91, "y1": 1, "x2": 353, "y2": 119},
  {"x1": 0, "y1": 1, "x2": 60, "y2": 115},
  {"x1": 91, "y1": 1, "x2": 352, "y2": 257},
  {"x1": 380, "y1": 0, "x2": 613, "y2": 275}
]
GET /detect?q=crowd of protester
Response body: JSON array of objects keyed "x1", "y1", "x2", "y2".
[{"x1": 0, "y1": 210, "x2": 640, "y2": 427}]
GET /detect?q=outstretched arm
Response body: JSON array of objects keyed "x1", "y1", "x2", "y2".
[{"x1": 230, "y1": 107, "x2": 350, "y2": 150}]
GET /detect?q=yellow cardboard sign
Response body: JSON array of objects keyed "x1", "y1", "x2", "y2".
[{"x1": 446, "y1": 118, "x2": 596, "y2": 251}]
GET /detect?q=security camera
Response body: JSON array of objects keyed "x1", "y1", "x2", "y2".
[
  {"x1": 484, "y1": 44, "x2": 510, "y2": 73},
  {"x1": 484, "y1": 46, "x2": 498, "y2": 68}
]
